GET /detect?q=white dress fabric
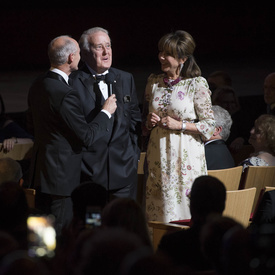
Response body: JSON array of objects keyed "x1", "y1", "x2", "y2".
[{"x1": 145, "y1": 74, "x2": 215, "y2": 222}]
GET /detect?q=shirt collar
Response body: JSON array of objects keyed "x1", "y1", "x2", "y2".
[
  {"x1": 85, "y1": 63, "x2": 109, "y2": 77},
  {"x1": 50, "y1": 67, "x2": 69, "y2": 84},
  {"x1": 204, "y1": 139, "x2": 217, "y2": 146}
]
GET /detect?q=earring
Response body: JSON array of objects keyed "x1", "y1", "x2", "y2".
[{"x1": 179, "y1": 63, "x2": 184, "y2": 72}]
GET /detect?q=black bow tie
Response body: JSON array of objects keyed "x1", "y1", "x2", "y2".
[{"x1": 95, "y1": 74, "x2": 106, "y2": 82}]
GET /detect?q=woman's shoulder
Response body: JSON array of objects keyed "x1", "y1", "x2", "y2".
[
  {"x1": 184, "y1": 76, "x2": 208, "y2": 86},
  {"x1": 192, "y1": 76, "x2": 208, "y2": 85}
]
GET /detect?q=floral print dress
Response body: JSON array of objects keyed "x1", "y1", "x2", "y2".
[{"x1": 144, "y1": 74, "x2": 215, "y2": 222}]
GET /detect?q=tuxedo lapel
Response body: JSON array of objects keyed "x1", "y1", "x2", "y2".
[
  {"x1": 81, "y1": 74, "x2": 97, "y2": 101},
  {"x1": 109, "y1": 70, "x2": 123, "y2": 138}
]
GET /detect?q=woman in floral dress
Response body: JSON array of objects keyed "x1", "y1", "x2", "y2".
[{"x1": 143, "y1": 30, "x2": 215, "y2": 222}]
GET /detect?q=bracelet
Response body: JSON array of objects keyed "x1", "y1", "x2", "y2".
[{"x1": 182, "y1": 121, "x2": 187, "y2": 132}]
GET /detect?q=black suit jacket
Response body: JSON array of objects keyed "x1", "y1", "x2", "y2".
[
  {"x1": 27, "y1": 71, "x2": 112, "y2": 196},
  {"x1": 70, "y1": 66, "x2": 141, "y2": 191},
  {"x1": 205, "y1": 139, "x2": 235, "y2": 170},
  {"x1": 251, "y1": 190, "x2": 275, "y2": 232}
]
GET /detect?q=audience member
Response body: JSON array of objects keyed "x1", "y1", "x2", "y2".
[
  {"x1": 202, "y1": 215, "x2": 275, "y2": 275},
  {"x1": 71, "y1": 228, "x2": 147, "y2": 275},
  {"x1": 249, "y1": 189, "x2": 275, "y2": 234},
  {"x1": 240, "y1": 114, "x2": 275, "y2": 169},
  {"x1": 212, "y1": 85, "x2": 253, "y2": 152},
  {"x1": 60, "y1": 181, "x2": 108, "y2": 242},
  {"x1": 205, "y1": 105, "x2": 235, "y2": 169},
  {"x1": 51, "y1": 181, "x2": 108, "y2": 275},
  {"x1": 0, "y1": 231, "x2": 19, "y2": 261},
  {"x1": 263, "y1": 72, "x2": 275, "y2": 115},
  {"x1": 207, "y1": 70, "x2": 232, "y2": 93},
  {"x1": 121, "y1": 252, "x2": 180, "y2": 275},
  {"x1": 0, "y1": 157, "x2": 23, "y2": 186},
  {"x1": 0, "y1": 118, "x2": 33, "y2": 153},
  {"x1": 0, "y1": 181, "x2": 29, "y2": 250},
  {"x1": 0, "y1": 94, "x2": 33, "y2": 153},
  {"x1": 248, "y1": 230, "x2": 275, "y2": 275},
  {"x1": 220, "y1": 225, "x2": 253, "y2": 275},
  {"x1": 0, "y1": 250, "x2": 50, "y2": 275},
  {"x1": 156, "y1": 175, "x2": 226, "y2": 272},
  {"x1": 101, "y1": 198, "x2": 152, "y2": 249},
  {"x1": 200, "y1": 215, "x2": 244, "y2": 275}
]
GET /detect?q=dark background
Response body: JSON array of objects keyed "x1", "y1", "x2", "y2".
[
  {"x1": 1, "y1": 2, "x2": 274, "y2": 69},
  {"x1": 0, "y1": 1, "x2": 274, "y2": 117}
]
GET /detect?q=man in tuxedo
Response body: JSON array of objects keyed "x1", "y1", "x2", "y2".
[
  {"x1": 70, "y1": 27, "x2": 141, "y2": 200},
  {"x1": 27, "y1": 35, "x2": 117, "y2": 235},
  {"x1": 204, "y1": 105, "x2": 235, "y2": 169},
  {"x1": 263, "y1": 72, "x2": 275, "y2": 116}
]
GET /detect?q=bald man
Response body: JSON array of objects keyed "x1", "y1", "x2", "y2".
[
  {"x1": 27, "y1": 35, "x2": 117, "y2": 235},
  {"x1": 263, "y1": 72, "x2": 275, "y2": 116}
]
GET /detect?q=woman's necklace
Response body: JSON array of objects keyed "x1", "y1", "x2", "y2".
[
  {"x1": 158, "y1": 76, "x2": 182, "y2": 116},
  {"x1": 163, "y1": 76, "x2": 182, "y2": 90}
]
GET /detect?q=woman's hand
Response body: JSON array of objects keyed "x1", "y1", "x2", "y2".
[
  {"x1": 147, "y1": 112, "x2": 160, "y2": 129},
  {"x1": 1, "y1": 138, "x2": 17, "y2": 153},
  {"x1": 159, "y1": 116, "x2": 182, "y2": 130}
]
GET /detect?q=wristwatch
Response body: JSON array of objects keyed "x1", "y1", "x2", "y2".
[{"x1": 182, "y1": 121, "x2": 187, "y2": 132}]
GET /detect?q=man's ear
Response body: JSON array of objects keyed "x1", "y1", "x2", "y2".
[
  {"x1": 68, "y1": 53, "x2": 74, "y2": 64},
  {"x1": 214, "y1": 126, "x2": 223, "y2": 136}
]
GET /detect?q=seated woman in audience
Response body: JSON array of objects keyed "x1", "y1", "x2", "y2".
[
  {"x1": 0, "y1": 94, "x2": 33, "y2": 153},
  {"x1": 0, "y1": 118, "x2": 33, "y2": 153},
  {"x1": 240, "y1": 114, "x2": 275, "y2": 169},
  {"x1": 101, "y1": 198, "x2": 153, "y2": 250}
]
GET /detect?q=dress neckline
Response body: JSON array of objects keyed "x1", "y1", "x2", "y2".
[{"x1": 163, "y1": 76, "x2": 182, "y2": 87}]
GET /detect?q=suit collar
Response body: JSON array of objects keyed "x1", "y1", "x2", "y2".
[
  {"x1": 205, "y1": 139, "x2": 226, "y2": 146},
  {"x1": 47, "y1": 70, "x2": 69, "y2": 85}
]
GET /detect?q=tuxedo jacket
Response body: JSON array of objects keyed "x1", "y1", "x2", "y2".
[
  {"x1": 205, "y1": 139, "x2": 235, "y2": 170},
  {"x1": 70, "y1": 66, "x2": 142, "y2": 191},
  {"x1": 27, "y1": 71, "x2": 112, "y2": 196}
]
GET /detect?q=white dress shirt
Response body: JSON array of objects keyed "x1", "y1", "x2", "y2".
[{"x1": 50, "y1": 67, "x2": 69, "y2": 84}]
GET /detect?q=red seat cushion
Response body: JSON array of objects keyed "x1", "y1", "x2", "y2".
[{"x1": 169, "y1": 219, "x2": 192, "y2": 226}]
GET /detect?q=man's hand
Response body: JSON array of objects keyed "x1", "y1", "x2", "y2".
[{"x1": 102, "y1": 94, "x2": 117, "y2": 115}]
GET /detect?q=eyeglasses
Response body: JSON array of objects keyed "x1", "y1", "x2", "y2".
[{"x1": 92, "y1": 43, "x2": 111, "y2": 51}]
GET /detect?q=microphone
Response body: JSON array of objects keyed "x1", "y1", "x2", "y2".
[{"x1": 105, "y1": 72, "x2": 115, "y2": 97}]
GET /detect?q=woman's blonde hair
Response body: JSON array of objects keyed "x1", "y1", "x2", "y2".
[{"x1": 255, "y1": 114, "x2": 275, "y2": 155}]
